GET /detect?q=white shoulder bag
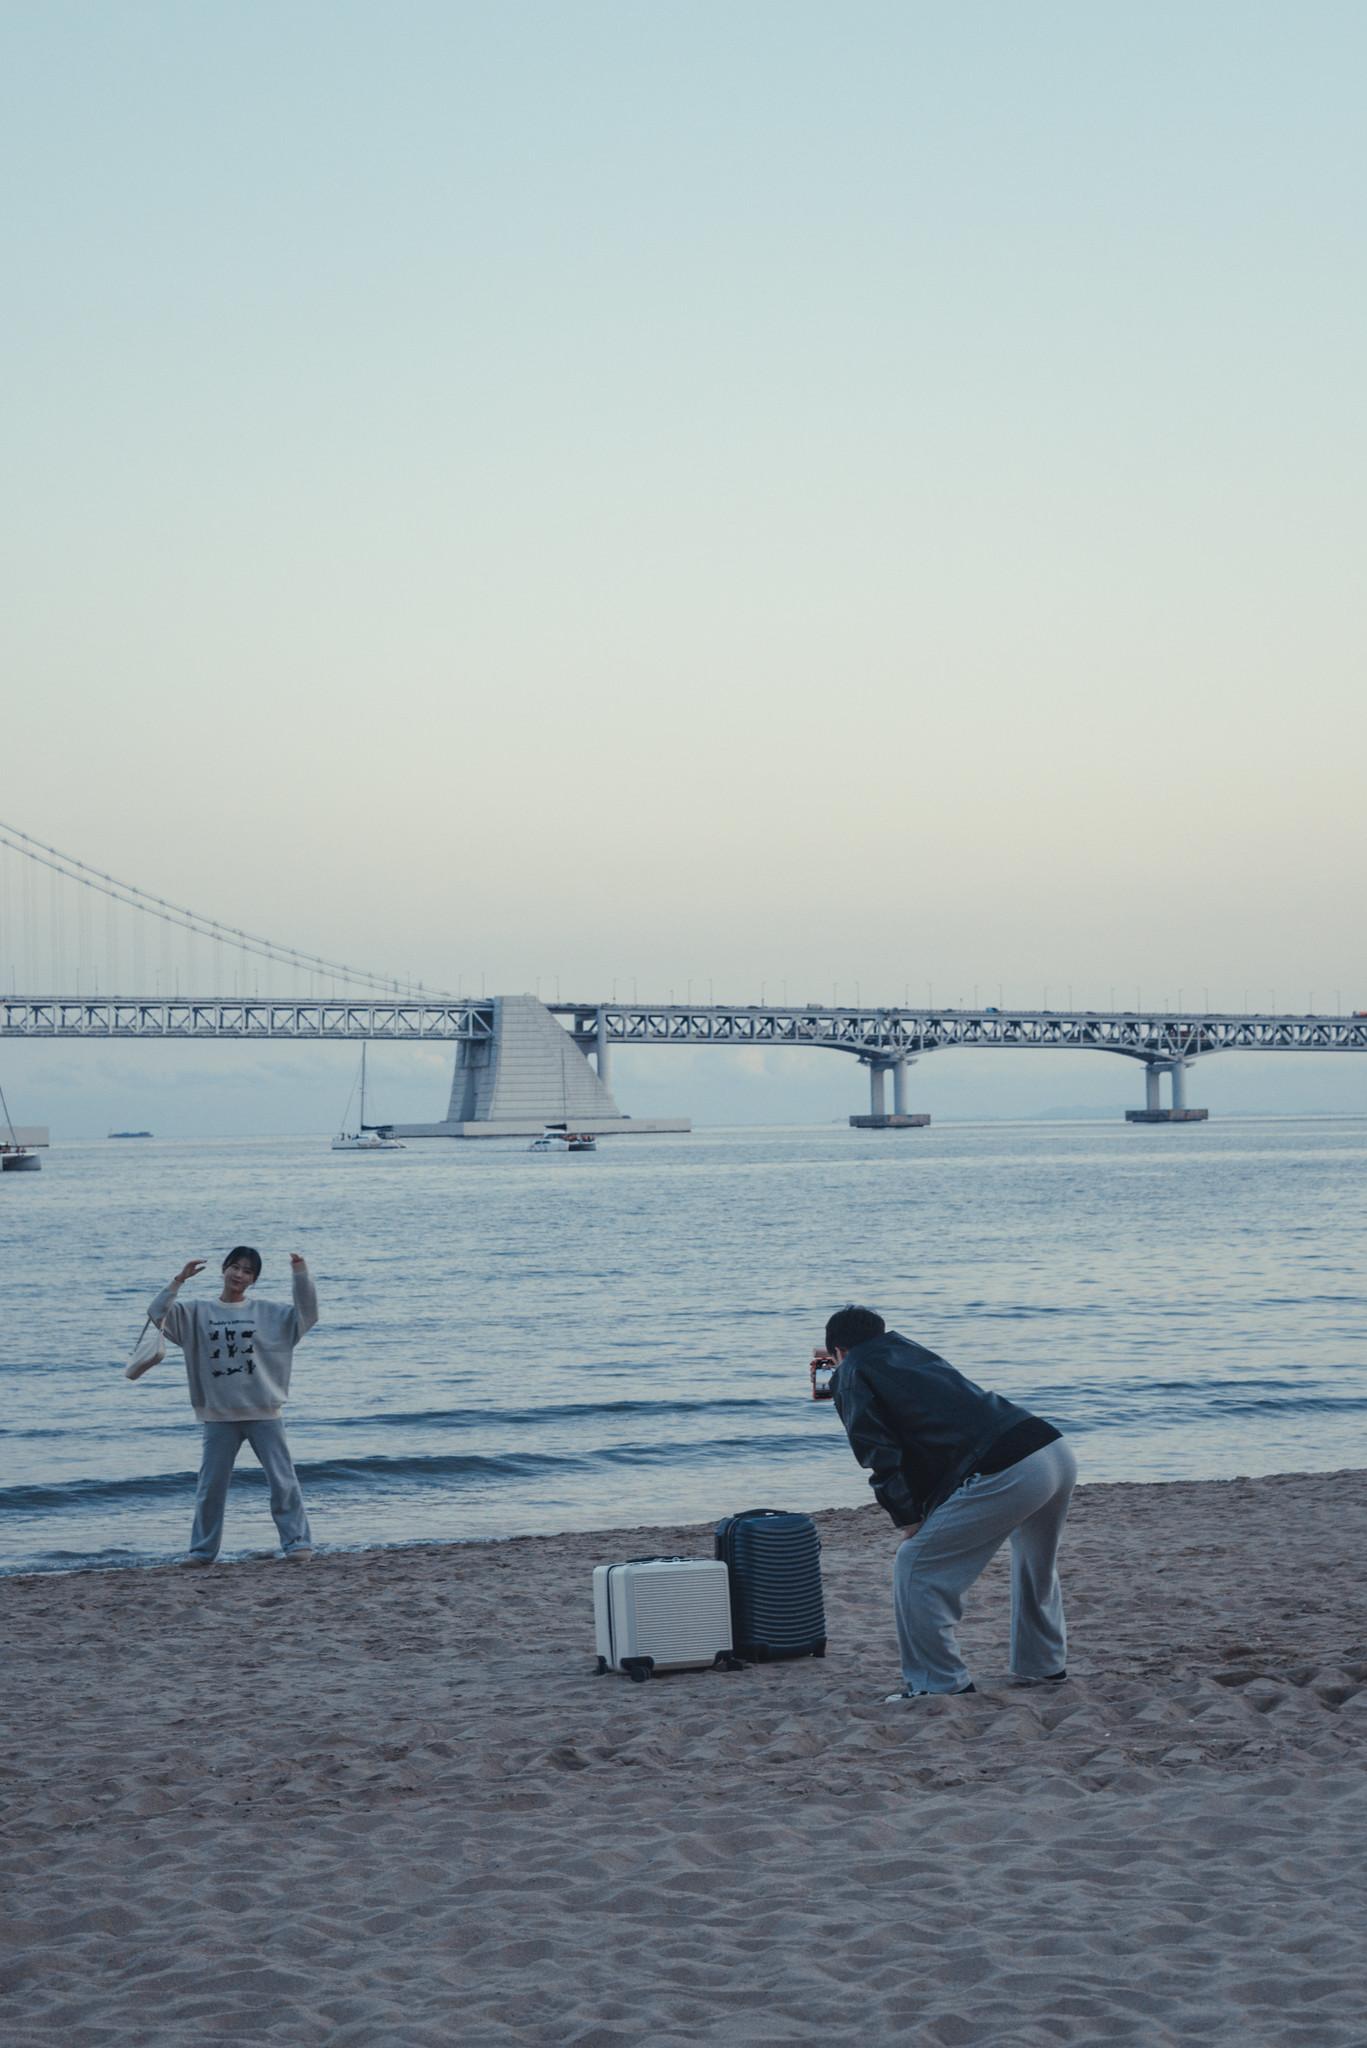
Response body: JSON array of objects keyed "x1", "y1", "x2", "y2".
[{"x1": 125, "y1": 1315, "x2": 167, "y2": 1381}]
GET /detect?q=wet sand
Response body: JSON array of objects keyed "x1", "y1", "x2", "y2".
[{"x1": 4, "y1": 1468, "x2": 1367, "y2": 2045}]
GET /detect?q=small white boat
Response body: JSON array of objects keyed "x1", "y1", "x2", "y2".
[
  {"x1": 529, "y1": 1123, "x2": 597, "y2": 1153},
  {"x1": 332, "y1": 1047, "x2": 405, "y2": 1152},
  {"x1": 332, "y1": 1130, "x2": 405, "y2": 1152},
  {"x1": 1, "y1": 1086, "x2": 45, "y2": 1172}
]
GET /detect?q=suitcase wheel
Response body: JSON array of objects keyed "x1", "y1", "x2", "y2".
[
  {"x1": 621, "y1": 1657, "x2": 653, "y2": 1683},
  {"x1": 595, "y1": 1656, "x2": 609, "y2": 1675},
  {"x1": 813, "y1": 1641, "x2": 827, "y2": 1659}
]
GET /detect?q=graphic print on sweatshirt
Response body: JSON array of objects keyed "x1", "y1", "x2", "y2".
[{"x1": 207, "y1": 1316, "x2": 256, "y2": 1378}]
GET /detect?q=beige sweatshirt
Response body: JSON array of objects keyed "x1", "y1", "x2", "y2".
[{"x1": 149, "y1": 1267, "x2": 318, "y2": 1422}]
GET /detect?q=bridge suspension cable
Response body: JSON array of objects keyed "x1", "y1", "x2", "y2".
[{"x1": 0, "y1": 817, "x2": 448, "y2": 999}]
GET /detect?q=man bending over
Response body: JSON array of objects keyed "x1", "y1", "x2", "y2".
[{"x1": 814, "y1": 1306, "x2": 1076, "y2": 1701}]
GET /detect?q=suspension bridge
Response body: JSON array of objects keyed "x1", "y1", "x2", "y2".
[{"x1": 2, "y1": 818, "x2": 1364, "y2": 1133}]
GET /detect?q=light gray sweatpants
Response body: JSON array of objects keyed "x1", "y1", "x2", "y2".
[
  {"x1": 894, "y1": 1436, "x2": 1078, "y2": 1693},
  {"x1": 190, "y1": 1419, "x2": 313, "y2": 1560}
]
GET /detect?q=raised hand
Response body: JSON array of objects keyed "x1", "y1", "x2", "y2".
[
  {"x1": 174, "y1": 1260, "x2": 207, "y2": 1286},
  {"x1": 809, "y1": 1349, "x2": 836, "y2": 1399},
  {"x1": 289, "y1": 1252, "x2": 307, "y2": 1271}
]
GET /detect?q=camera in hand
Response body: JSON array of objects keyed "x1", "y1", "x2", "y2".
[{"x1": 810, "y1": 1357, "x2": 836, "y2": 1401}]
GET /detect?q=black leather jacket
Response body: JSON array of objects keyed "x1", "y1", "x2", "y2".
[{"x1": 829, "y1": 1331, "x2": 1038, "y2": 1527}]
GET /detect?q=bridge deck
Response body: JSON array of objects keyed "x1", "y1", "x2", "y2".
[{"x1": 3, "y1": 998, "x2": 1365, "y2": 1061}]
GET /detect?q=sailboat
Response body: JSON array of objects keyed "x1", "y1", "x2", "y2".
[
  {"x1": 1, "y1": 1082, "x2": 44, "y2": 1172},
  {"x1": 331, "y1": 1045, "x2": 405, "y2": 1152}
]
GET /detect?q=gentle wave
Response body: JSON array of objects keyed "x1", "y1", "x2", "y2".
[
  {"x1": 327, "y1": 1395, "x2": 782, "y2": 1432},
  {"x1": 0, "y1": 1432, "x2": 832, "y2": 1515},
  {"x1": 1044, "y1": 1388, "x2": 1367, "y2": 1428},
  {"x1": 6, "y1": 1374, "x2": 1355, "y2": 1446},
  {"x1": 0, "y1": 1394, "x2": 788, "y2": 1444},
  {"x1": 11, "y1": 1390, "x2": 1367, "y2": 1519}
]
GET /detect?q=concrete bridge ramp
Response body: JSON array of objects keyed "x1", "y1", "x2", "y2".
[{"x1": 386, "y1": 993, "x2": 687, "y2": 1139}]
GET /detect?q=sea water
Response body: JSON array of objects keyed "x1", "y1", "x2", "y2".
[{"x1": 2, "y1": 1119, "x2": 1365, "y2": 1573}]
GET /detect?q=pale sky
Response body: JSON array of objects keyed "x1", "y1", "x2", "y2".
[{"x1": 3, "y1": 2, "x2": 1366, "y2": 1131}]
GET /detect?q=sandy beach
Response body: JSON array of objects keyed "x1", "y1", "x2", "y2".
[{"x1": 4, "y1": 1468, "x2": 1367, "y2": 2046}]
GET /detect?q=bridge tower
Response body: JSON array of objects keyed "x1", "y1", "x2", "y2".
[{"x1": 383, "y1": 994, "x2": 689, "y2": 1140}]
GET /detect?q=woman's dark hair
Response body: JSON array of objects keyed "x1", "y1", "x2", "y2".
[
  {"x1": 222, "y1": 1245, "x2": 263, "y2": 1280},
  {"x1": 825, "y1": 1305, "x2": 885, "y2": 1353}
]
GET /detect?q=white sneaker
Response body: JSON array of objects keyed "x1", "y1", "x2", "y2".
[
  {"x1": 883, "y1": 1683, "x2": 975, "y2": 1701},
  {"x1": 283, "y1": 1546, "x2": 314, "y2": 1562},
  {"x1": 180, "y1": 1555, "x2": 214, "y2": 1568}
]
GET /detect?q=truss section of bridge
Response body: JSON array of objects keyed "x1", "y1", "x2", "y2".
[
  {"x1": 555, "y1": 1005, "x2": 1367, "y2": 1063},
  {"x1": 0, "y1": 999, "x2": 493, "y2": 1041},
  {"x1": 3, "y1": 998, "x2": 1366, "y2": 1059}
]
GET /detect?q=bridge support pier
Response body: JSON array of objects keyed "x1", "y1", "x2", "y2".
[
  {"x1": 385, "y1": 992, "x2": 688, "y2": 1138},
  {"x1": 1126, "y1": 1061, "x2": 1208, "y2": 1123},
  {"x1": 850, "y1": 1056, "x2": 930, "y2": 1130},
  {"x1": 595, "y1": 1006, "x2": 611, "y2": 1087}
]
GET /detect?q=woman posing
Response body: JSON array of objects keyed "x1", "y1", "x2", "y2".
[{"x1": 146, "y1": 1246, "x2": 318, "y2": 1565}]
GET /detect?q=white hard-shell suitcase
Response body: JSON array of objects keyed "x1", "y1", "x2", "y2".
[{"x1": 594, "y1": 1557, "x2": 739, "y2": 1682}]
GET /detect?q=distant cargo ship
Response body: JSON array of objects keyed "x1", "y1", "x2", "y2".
[{"x1": 108, "y1": 1130, "x2": 153, "y2": 1139}]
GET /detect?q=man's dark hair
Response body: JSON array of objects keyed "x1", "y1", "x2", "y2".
[
  {"x1": 825, "y1": 1305, "x2": 885, "y2": 1353},
  {"x1": 222, "y1": 1245, "x2": 263, "y2": 1280}
]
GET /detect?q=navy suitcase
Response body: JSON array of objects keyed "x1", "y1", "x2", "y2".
[{"x1": 714, "y1": 1508, "x2": 827, "y2": 1661}]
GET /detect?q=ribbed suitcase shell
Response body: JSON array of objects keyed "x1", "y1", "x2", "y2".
[
  {"x1": 715, "y1": 1509, "x2": 827, "y2": 1661},
  {"x1": 594, "y1": 1558, "x2": 734, "y2": 1680}
]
